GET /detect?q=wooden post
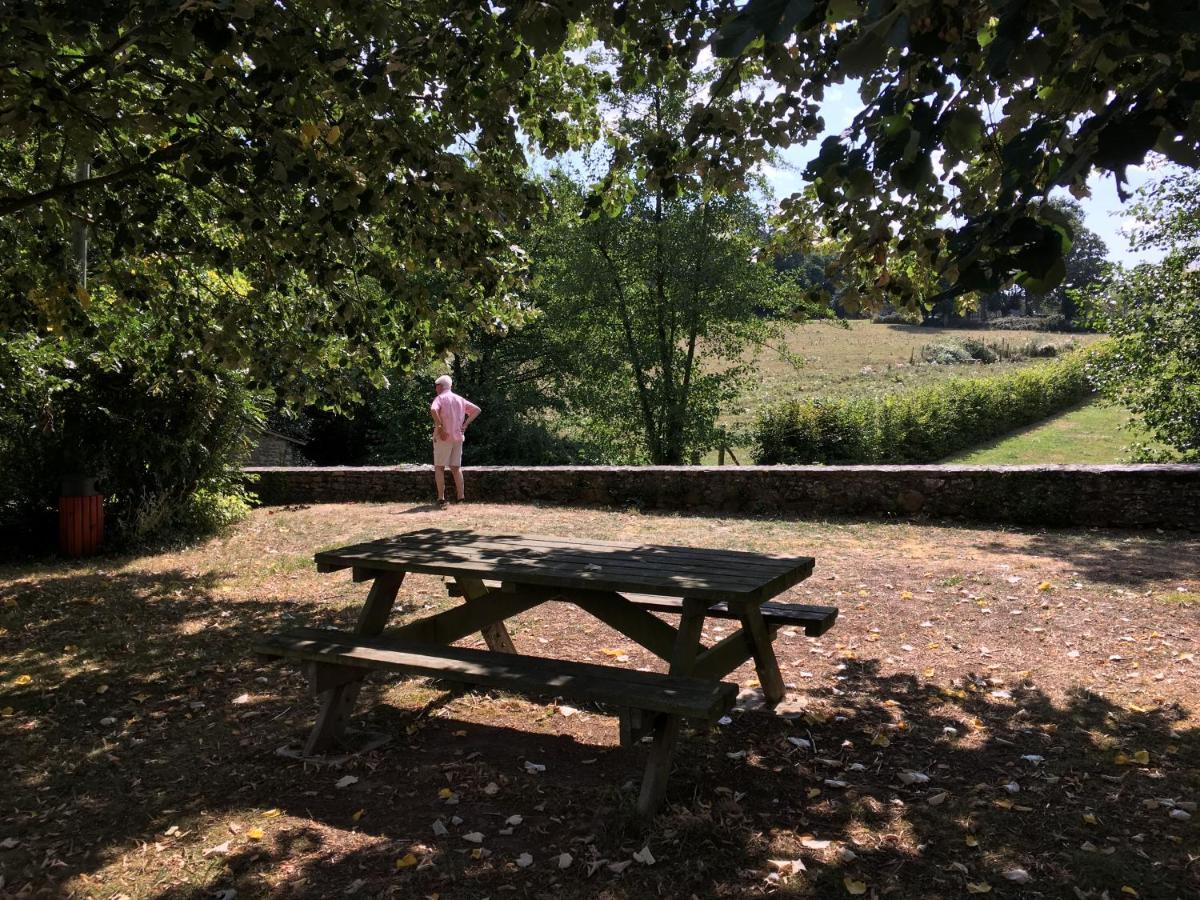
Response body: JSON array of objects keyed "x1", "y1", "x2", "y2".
[
  {"x1": 637, "y1": 597, "x2": 706, "y2": 816},
  {"x1": 304, "y1": 570, "x2": 404, "y2": 755},
  {"x1": 454, "y1": 576, "x2": 516, "y2": 653},
  {"x1": 736, "y1": 603, "x2": 785, "y2": 704}
]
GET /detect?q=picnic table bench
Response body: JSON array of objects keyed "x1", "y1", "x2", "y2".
[{"x1": 254, "y1": 528, "x2": 833, "y2": 815}]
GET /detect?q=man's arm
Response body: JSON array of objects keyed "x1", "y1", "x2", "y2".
[
  {"x1": 463, "y1": 400, "x2": 481, "y2": 430},
  {"x1": 431, "y1": 404, "x2": 448, "y2": 441}
]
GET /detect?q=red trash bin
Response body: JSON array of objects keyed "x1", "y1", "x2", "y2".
[{"x1": 59, "y1": 476, "x2": 104, "y2": 557}]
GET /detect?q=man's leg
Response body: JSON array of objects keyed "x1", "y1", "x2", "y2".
[
  {"x1": 434, "y1": 465, "x2": 446, "y2": 502},
  {"x1": 450, "y1": 466, "x2": 465, "y2": 501}
]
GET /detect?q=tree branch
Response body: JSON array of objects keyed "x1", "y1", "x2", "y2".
[{"x1": 0, "y1": 137, "x2": 197, "y2": 217}]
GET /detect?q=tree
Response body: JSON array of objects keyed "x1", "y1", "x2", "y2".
[
  {"x1": 1085, "y1": 171, "x2": 1200, "y2": 460},
  {"x1": 5, "y1": 1, "x2": 1198, "y2": 363},
  {"x1": 1021, "y1": 199, "x2": 1109, "y2": 324},
  {"x1": 0, "y1": 1, "x2": 606, "y2": 399},
  {"x1": 534, "y1": 173, "x2": 802, "y2": 464},
  {"x1": 694, "y1": 1, "x2": 1200, "y2": 310}
]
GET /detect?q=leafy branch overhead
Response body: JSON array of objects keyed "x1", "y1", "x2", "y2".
[
  {"x1": 703, "y1": 0, "x2": 1199, "y2": 307},
  {"x1": 1, "y1": 0, "x2": 1198, "y2": 379}
]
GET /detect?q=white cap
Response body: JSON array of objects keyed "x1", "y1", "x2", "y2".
[{"x1": 434, "y1": 374, "x2": 452, "y2": 389}]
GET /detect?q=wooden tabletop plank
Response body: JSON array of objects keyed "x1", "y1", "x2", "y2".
[
  {"x1": 315, "y1": 529, "x2": 815, "y2": 603},
  {"x1": 321, "y1": 530, "x2": 804, "y2": 576}
]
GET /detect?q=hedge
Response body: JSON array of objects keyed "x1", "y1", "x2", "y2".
[{"x1": 753, "y1": 349, "x2": 1097, "y2": 464}]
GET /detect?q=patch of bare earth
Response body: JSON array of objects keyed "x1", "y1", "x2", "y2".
[{"x1": 1, "y1": 502, "x2": 1197, "y2": 899}]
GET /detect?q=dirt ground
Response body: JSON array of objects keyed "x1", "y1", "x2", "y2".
[{"x1": 1, "y1": 502, "x2": 1197, "y2": 899}]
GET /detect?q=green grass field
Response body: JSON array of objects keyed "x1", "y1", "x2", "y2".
[
  {"x1": 944, "y1": 401, "x2": 1147, "y2": 464},
  {"x1": 724, "y1": 320, "x2": 1100, "y2": 428},
  {"x1": 705, "y1": 321, "x2": 1106, "y2": 464}
]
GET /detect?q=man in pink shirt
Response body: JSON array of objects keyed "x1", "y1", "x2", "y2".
[{"x1": 430, "y1": 374, "x2": 481, "y2": 507}]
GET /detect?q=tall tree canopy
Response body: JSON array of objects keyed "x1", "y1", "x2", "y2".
[
  {"x1": 0, "y1": 0, "x2": 604, "y2": 400},
  {"x1": 2, "y1": 0, "x2": 1198, "y2": 390},
  {"x1": 701, "y1": 0, "x2": 1199, "y2": 310}
]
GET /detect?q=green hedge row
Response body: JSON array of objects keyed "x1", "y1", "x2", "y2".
[{"x1": 752, "y1": 350, "x2": 1097, "y2": 464}]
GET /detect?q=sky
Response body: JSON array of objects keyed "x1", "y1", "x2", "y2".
[{"x1": 758, "y1": 82, "x2": 1168, "y2": 268}]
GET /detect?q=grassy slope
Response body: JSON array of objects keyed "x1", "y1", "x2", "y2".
[
  {"x1": 944, "y1": 401, "x2": 1151, "y2": 464},
  {"x1": 725, "y1": 320, "x2": 1101, "y2": 427},
  {"x1": 705, "y1": 321, "x2": 1103, "y2": 463}
]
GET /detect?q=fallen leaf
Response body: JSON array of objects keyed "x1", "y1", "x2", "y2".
[
  {"x1": 0, "y1": 707, "x2": 13, "y2": 716},
  {"x1": 335, "y1": 775, "x2": 359, "y2": 789},
  {"x1": 516, "y1": 852, "x2": 533, "y2": 868},
  {"x1": 964, "y1": 835, "x2": 978, "y2": 848},
  {"x1": 608, "y1": 860, "x2": 632, "y2": 874},
  {"x1": 524, "y1": 761, "x2": 546, "y2": 774},
  {"x1": 395, "y1": 853, "x2": 418, "y2": 870},
  {"x1": 505, "y1": 814, "x2": 523, "y2": 826},
  {"x1": 557, "y1": 851, "x2": 573, "y2": 869},
  {"x1": 768, "y1": 858, "x2": 806, "y2": 878},
  {"x1": 898, "y1": 771, "x2": 930, "y2": 785},
  {"x1": 844, "y1": 877, "x2": 868, "y2": 895},
  {"x1": 246, "y1": 828, "x2": 264, "y2": 841},
  {"x1": 800, "y1": 836, "x2": 831, "y2": 850},
  {"x1": 463, "y1": 832, "x2": 484, "y2": 844},
  {"x1": 1132, "y1": 750, "x2": 1150, "y2": 765},
  {"x1": 261, "y1": 809, "x2": 281, "y2": 818},
  {"x1": 202, "y1": 841, "x2": 232, "y2": 858},
  {"x1": 806, "y1": 788, "x2": 821, "y2": 799},
  {"x1": 231, "y1": 693, "x2": 251, "y2": 705},
  {"x1": 1003, "y1": 868, "x2": 1032, "y2": 884},
  {"x1": 900, "y1": 591, "x2": 914, "y2": 600},
  {"x1": 632, "y1": 846, "x2": 655, "y2": 865},
  {"x1": 1121, "y1": 888, "x2": 1138, "y2": 898},
  {"x1": 1037, "y1": 581, "x2": 1052, "y2": 592},
  {"x1": 431, "y1": 820, "x2": 448, "y2": 836},
  {"x1": 966, "y1": 883, "x2": 992, "y2": 893},
  {"x1": 12, "y1": 674, "x2": 31, "y2": 686}
]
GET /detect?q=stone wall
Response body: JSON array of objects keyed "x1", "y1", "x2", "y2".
[
  {"x1": 244, "y1": 464, "x2": 1200, "y2": 529},
  {"x1": 247, "y1": 433, "x2": 312, "y2": 467}
]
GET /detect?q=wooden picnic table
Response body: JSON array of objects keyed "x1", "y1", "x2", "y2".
[{"x1": 255, "y1": 528, "x2": 833, "y2": 814}]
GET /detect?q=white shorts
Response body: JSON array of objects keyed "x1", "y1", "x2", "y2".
[{"x1": 433, "y1": 439, "x2": 463, "y2": 467}]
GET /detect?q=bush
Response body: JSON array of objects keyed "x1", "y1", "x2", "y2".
[
  {"x1": 0, "y1": 332, "x2": 262, "y2": 553},
  {"x1": 988, "y1": 314, "x2": 1071, "y2": 332},
  {"x1": 753, "y1": 349, "x2": 1096, "y2": 464}
]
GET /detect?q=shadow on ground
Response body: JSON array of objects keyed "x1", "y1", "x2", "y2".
[{"x1": 0, "y1": 566, "x2": 1196, "y2": 899}]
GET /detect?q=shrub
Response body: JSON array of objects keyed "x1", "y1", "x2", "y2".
[
  {"x1": 922, "y1": 342, "x2": 976, "y2": 365},
  {"x1": 753, "y1": 349, "x2": 1096, "y2": 464},
  {"x1": 988, "y1": 314, "x2": 1071, "y2": 332},
  {"x1": 0, "y1": 332, "x2": 262, "y2": 553}
]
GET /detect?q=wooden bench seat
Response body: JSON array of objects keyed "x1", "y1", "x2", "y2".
[
  {"x1": 447, "y1": 581, "x2": 838, "y2": 637},
  {"x1": 624, "y1": 596, "x2": 838, "y2": 637},
  {"x1": 254, "y1": 627, "x2": 738, "y2": 722}
]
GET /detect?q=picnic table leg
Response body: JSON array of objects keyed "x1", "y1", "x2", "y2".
[
  {"x1": 304, "y1": 570, "x2": 404, "y2": 755},
  {"x1": 637, "y1": 597, "x2": 706, "y2": 816},
  {"x1": 454, "y1": 576, "x2": 517, "y2": 653},
  {"x1": 737, "y1": 604, "x2": 786, "y2": 704}
]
